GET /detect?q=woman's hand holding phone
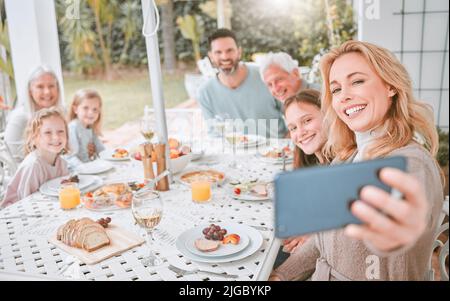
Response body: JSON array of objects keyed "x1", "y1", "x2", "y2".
[{"x1": 345, "y1": 168, "x2": 428, "y2": 252}]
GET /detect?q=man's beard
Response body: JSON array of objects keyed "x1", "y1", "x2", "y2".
[{"x1": 217, "y1": 60, "x2": 240, "y2": 75}]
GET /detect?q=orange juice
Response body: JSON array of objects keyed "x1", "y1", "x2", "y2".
[
  {"x1": 191, "y1": 181, "x2": 211, "y2": 203},
  {"x1": 59, "y1": 183, "x2": 81, "y2": 210}
]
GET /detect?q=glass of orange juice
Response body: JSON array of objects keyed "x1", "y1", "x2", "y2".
[
  {"x1": 191, "y1": 181, "x2": 211, "y2": 203},
  {"x1": 59, "y1": 183, "x2": 81, "y2": 210}
]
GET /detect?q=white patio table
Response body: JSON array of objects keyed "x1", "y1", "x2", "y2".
[{"x1": 0, "y1": 137, "x2": 291, "y2": 281}]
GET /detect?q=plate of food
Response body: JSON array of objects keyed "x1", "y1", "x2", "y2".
[
  {"x1": 184, "y1": 223, "x2": 250, "y2": 257},
  {"x1": 175, "y1": 223, "x2": 263, "y2": 263},
  {"x1": 179, "y1": 169, "x2": 226, "y2": 186},
  {"x1": 228, "y1": 179, "x2": 272, "y2": 201},
  {"x1": 225, "y1": 134, "x2": 266, "y2": 148},
  {"x1": 81, "y1": 182, "x2": 140, "y2": 211},
  {"x1": 258, "y1": 145, "x2": 294, "y2": 164},
  {"x1": 40, "y1": 175, "x2": 98, "y2": 194},
  {"x1": 99, "y1": 148, "x2": 130, "y2": 161}
]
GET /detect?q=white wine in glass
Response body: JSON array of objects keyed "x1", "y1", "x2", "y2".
[
  {"x1": 132, "y1": 190, "x2": 163, "y2": 267},
  {"x1": 140, "y1": 118, "x2": 155, "y2": 142}
]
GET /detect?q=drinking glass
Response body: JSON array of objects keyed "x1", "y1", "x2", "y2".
[
  {"x1": 132, "y1": 189, "x2": 163, "y2": 267},
  {"x1": 225, "y1": 123, "x2": 242, "y2": 169},
  {"x1": 59, "y1": 183, "x2": 80, "y2": 210},
  {"x1": 189, "y1": 180, "x2": 212, "y2": 219},
  {"x1": 140, "y1": 117, "x2": 155, "y2": 143},
  {"x1": 213, "y1": 113, "x2": 230, "y2": 153}
]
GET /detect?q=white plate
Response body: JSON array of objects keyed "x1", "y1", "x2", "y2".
[
  {"x1": 183, "y1": 224, "x2": 250, "y2": 257},
  {"x1": 225, "y1": 134, "x2": 266, "y2": 149},
  {"x1": 258, "y1": 154, "x2": 293, "y2": 165},
  {"x1": 39, "y1": 176, "x2": 103, "y2": 197},
  {"x1": 75, "y1": 160, "x2": 114, "y2": 174},
  {"x1": 176, "y1": 223, "x2": 263, "y2": 263},
  {"x1": 40, "y1": 175, "x2": 97, "y2": 193},
  {"x1": 190, "y1": 151, "x2": 204, "y2": 161},
  {"x1": 99, "y1": 149, "x2": 130, "y2": 161},
  {"x1": 229, "y1": 182, "x2": 273, "y2": 201}
]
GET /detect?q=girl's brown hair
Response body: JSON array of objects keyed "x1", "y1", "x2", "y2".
[
  {"x1": 284, "y1": 89, "x2": 328, "y2": 168},
  {"x1": 24, "y1": 106, "x2": 69, "y2": 155},
  {"x1": 319, "y1": 40, "x2": 438, "y2": 161},
  {"x1": 68, "y1": 89, "x2": 103, "y2": 135}
]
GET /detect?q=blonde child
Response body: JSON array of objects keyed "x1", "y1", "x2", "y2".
[
  {"x1": 1, "y1": 107, "x2": 70, "y2": 208},
  {"x1": 65, "y1": 89, "x2": 105, "y2": 167}
]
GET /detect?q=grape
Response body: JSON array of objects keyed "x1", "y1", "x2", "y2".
[{"x1": 202, "y1": 228, "x2": 209, "y2": 235}]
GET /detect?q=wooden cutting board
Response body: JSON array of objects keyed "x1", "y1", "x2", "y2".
[{"x1": 48, "y1": 224, "x2": 145, "y2": 265}]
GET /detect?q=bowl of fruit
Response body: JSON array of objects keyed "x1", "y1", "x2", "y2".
[
  {"x1": 168, "y1": 138, "x2": 192, "y2": 174},
  {"x1": 131, "y1": 138, "x2": 191, "y2": 174}
]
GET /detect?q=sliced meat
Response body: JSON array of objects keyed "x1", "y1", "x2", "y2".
[{"x1": 194, "y1": 238, "x2": 220, "y2": 252}]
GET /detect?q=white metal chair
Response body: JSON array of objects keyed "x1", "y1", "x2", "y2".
[
  {"x1": 429, "y1": 196, "x2": 449, "y2": 281},
  {"x1": 0, "y1": 132, "x2": 18, "y2": 199}
]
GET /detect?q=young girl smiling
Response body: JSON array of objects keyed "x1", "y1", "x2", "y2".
[
  {"x1": 1, "y1": 107, "x2": 69, "y2": 208},
  {"x1": 65, "y1": 89, "x2": 105, "y2": 167}
]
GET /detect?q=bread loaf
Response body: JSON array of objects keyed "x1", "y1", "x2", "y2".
[{"x1": 57, "y1": 218, "x2": 110, "y2": 252}]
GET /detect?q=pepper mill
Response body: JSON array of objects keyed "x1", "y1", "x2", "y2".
[{"x1": 154, "y1": 143, "x2": 169, "y2": 191}]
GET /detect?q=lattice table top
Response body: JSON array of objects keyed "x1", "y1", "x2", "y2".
[{"x1": 0, "y1": 138, "x2": 290, "y2": 281}]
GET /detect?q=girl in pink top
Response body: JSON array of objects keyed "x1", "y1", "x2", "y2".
[{"x1": 1, "y1": 107, "x2": 70, "y2": 208}]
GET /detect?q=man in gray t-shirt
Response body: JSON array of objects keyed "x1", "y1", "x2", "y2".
[{"x1": 197, "y1": 29, "x2": 287, "y2": 138}]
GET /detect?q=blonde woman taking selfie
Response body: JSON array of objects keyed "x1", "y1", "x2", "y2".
[{"x1": 271, "y1": 41, "x2": 443, "y2": 281}]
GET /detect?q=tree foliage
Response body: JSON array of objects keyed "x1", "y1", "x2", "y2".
[
  {"x1": 56, "y1": 0, "x2": 355, "y2": 74},
  {"x1": 230, "y1": 0, "x2": 356, "y2": 66}
]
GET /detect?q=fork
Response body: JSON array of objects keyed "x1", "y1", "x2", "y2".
[
  {"x1": 0, "y1": 214, "x2": 45, "y2": 220},
  {"x1": 168, "y1": 264, "x2": 239, "y2": 279},
  {"x1": 57, "y1": 255, "x2": 76, "y2": 276}
]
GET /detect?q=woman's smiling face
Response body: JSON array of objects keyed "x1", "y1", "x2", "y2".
[{"x1": 329, "y1": 52, "x2": 396, "y2": 132}]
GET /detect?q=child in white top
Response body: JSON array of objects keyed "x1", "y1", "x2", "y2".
[
  {"x1": 65, "y1": 89, "x2": 105, "y2": 168},
  {"x1": 1, "y1": 107, "x2": 70, "y2": 208}
]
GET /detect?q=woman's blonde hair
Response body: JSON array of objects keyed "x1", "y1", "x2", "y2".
[
  {"x1": 24, "y1": 107, "x2": 69, "y2": 155},
  {"x1": 26, "y1": 66, "x2": 62, "y2": 114},
  {"x1": 68, "y1": 89, "x2": 103, "y2": 135},
  {"x1": 320, "y1": 40, "x2": 438, "y2": 161}
]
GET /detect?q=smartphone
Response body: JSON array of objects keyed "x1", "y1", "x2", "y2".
[{"x1": 274, "y1": 156, "x2": 406, "y2": 238}]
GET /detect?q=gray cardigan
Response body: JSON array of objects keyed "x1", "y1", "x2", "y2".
[{"x1": 273, "y1": 143, "x2": 444, "y2": 281}]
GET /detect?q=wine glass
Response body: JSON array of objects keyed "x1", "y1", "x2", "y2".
[
  {"x1": 140, "y1": 117, "x2": 155, "y2": 143},
  {"x1": 213, "y1": 113, "x2": 230, "y2": 153},
  {"x1": 132, "y1": 189, "x2": 163, "y2": 267},
  {"x1": 224, "y1": 121, "x2": 242, "y2": 169}
]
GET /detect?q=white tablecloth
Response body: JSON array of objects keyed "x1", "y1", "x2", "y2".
[{"x1": 0, "y1": 138, "x2": 289, "y2": 281}]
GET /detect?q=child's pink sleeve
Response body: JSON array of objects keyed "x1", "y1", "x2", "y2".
[
  {"x1": 1, "y1": 163, "x2": 42, "y2": 208},
  {"x1": 16, "y1": 164, "x2": 45, "y2": 201}
]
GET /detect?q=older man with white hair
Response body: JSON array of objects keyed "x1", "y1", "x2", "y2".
[{"x1": 259, "y1": 52, "x2": 320, "y2": 103}]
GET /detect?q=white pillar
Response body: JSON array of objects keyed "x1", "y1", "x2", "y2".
[
  {"x1": 217, "y1": 0, "x2": 225, "y2": 28},
  {"x1": 5, "y1": 0, "x2": 64, "y2": 107},
  {"x1": 141, "y1": 0, "x2": 168, "y2": 145},
  {"x1": 216, "y1": 0, "x2": 231, "y2": 29}
]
